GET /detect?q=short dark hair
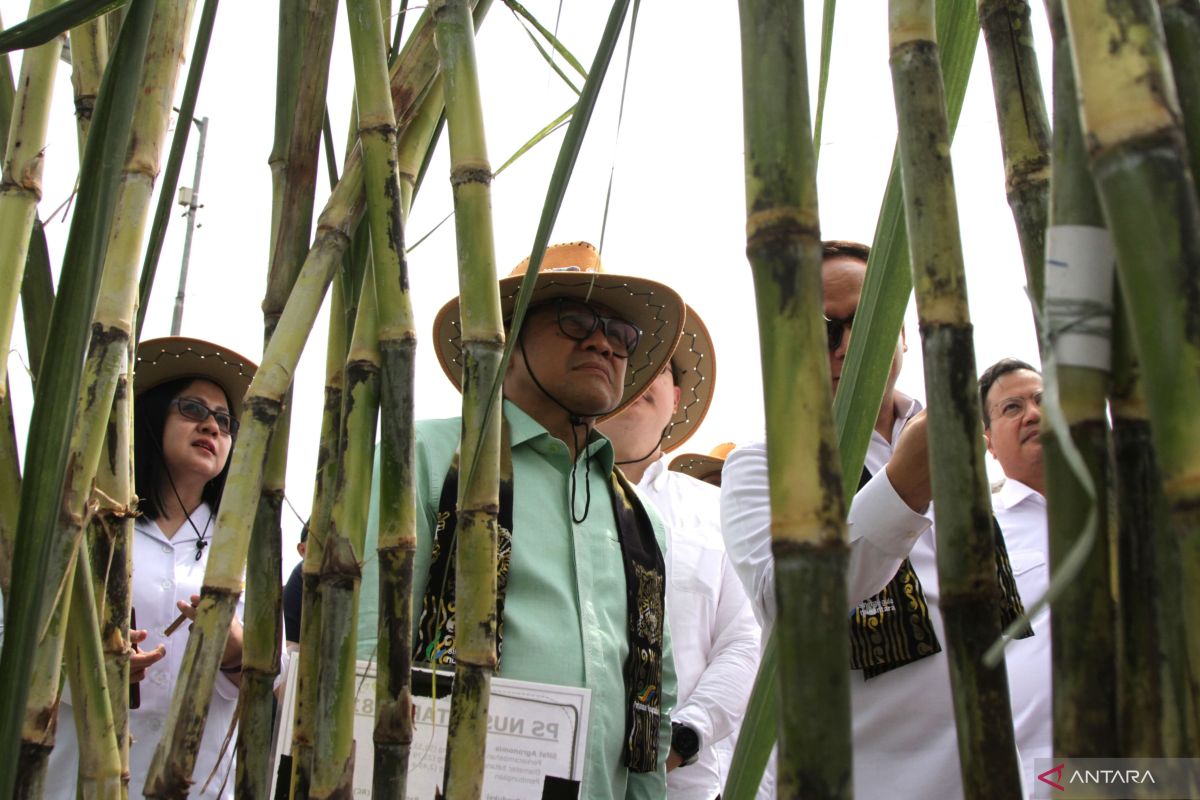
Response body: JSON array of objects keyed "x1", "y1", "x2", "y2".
[
  {"x1": 134, "y1": 377, "x2": 232, "y2": 519},
  {"x1": 822, "y1": 240, "x2": 871, "y2": 264},
  {"x1": 669, "y1": 359, "x2": 682, "y2": 387},
  {"x1": 979, "y1": 358, "x2": 1039, "y2": 428}
]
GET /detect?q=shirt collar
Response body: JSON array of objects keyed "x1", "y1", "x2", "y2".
[
  {"x1": 994, "y1": 476, "x2": 1044, "y2": 510},
  {"x1": 638, "y1": 453, "x2": 669, "y2": 490},
  {"x1": 503, "y1": 399, "x2": 615, "y2": 474}
]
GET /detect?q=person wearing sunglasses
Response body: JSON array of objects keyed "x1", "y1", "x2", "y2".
[
  {"x1": 358, "y1": 242, "x2": 686, "y2": 799},
  {"x1": 721, "y1": 241, "x2": 1030, "y2": 800},
  {"x1": 46, "y1": 337, "x2": 256, "y2": 800}
]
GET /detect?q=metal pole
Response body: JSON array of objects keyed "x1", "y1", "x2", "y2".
[{"x1": 170, "y1": 115, "x2": 208, "y2": 335}]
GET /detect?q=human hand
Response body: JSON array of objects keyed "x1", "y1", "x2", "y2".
[
  {"x1": 886, "y1": 410, "x2": 932, "y2": 513},
  {"x1": 129, "y1": 629, "x2": 166, "y2": 683},
  {"x1": 175, "y1": 595, "x2": 244, "y2": 672}
]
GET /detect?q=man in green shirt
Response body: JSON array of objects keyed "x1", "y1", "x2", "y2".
[{"x1": 359, "y1": 242, "x2": 685, "y2": 799}]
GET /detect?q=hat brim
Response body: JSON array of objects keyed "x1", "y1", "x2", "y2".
[
  {"x1": 667, "y1": 452, "x2": 725, "y2": 483},
  {"x1": 433, "y1": 272, "x2": 685, "y2": 418},
  {"x1": 135, "y1": 337, "x2": 258, "y2": 420},
  {"x1": 661, "y1": 305, "x2": 715, "y2": 452}
]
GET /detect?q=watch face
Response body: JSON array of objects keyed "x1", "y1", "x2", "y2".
[{"x1": 672, "y1": 722, "x2": 700, "y2": 760}]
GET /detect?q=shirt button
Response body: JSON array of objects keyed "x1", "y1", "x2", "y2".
[
  {"x1": 149, "y1": 718, "x2": 162, "y2": 731},
  {"x1": 162, "y1": 545, "x2": 172, "y2": 554},
  {"x1": 162, "y1": 580, "x2": 173, "y2": 590}
]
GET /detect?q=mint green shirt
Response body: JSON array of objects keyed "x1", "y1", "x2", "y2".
[{"x1": 358, "y1": 401, "x2": 675, "y2": 799}]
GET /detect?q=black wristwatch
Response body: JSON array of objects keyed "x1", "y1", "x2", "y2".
[{"x1": 671, "y1": 721, "x2": 701, "y2": 767}]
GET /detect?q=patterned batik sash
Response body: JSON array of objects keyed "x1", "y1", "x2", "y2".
[
  {"x1": 413, "y1": 426, "x2": 515, "y2": 666},
  {"x1": 413, "y1": 425, "x2": 666, "y2": 773},
  {"x1": 848, "y1": 467, "x2": 1031, "y2": 679}
]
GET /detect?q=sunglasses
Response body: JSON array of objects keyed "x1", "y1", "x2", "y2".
[
  {"x1": 171, "y1": 397, "x2": 239, "y2": 436},
  {"x1": 825, "y1": 313, "x2": 855, "y2": 353},
  {"x1": 554, "y1": 298, "x2": 641, "y2": 359}
]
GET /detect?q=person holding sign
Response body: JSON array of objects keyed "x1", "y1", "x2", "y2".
[{"x1": 359, "y1": 242, "x2": 681, "y2": 799}]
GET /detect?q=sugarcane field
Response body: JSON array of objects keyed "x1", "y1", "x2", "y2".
[{"x1": 1, "y1": 0, "x2": 1199, "y2": 798}]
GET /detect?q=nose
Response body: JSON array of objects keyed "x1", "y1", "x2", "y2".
[
  {"x1": 197, "y1": 411, "x2": 220, "y2": 435},
  {"x1": 1023, "y1": 398, "x2": 1041, "y2": 424},
  {"x1": 580, "y1": 323, "x2": 615, "y2": 357}
]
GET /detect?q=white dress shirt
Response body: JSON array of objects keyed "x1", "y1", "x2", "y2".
[
  {"x1": 722, "y1": 397, "x2": 982, "y2": 800},
  {"x1": 46, "y1": 505, "x2": 242, "y2": 799},
  {"x1": 637, "y1": 455, "x2": 761, "y2": 799},
  {"x1": 993, "y1": 477, "x2": 1052, "y2": 794}
]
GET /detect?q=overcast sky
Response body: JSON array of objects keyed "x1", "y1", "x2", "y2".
[{"x1": 2, "y1": 0, "x2": 1048, "y2": 566}]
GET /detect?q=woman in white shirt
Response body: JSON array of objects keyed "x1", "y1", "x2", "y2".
[{"x1": 47, "y1": 337, "x2": 256, "y2": 799}]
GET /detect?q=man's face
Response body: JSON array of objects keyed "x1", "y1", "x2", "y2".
[
  {"x1": 984, "y1": 369, "x2": 1044, "y2": 489},
  {"x1": 822, "y1": 255, "x2": 904, "y2": 397},
  {"x1": 504, "y1": 300, "x2": 629, "y2": 417},
  {"x1": 596, "y1": 366, "x2": 679, "y2": 459}
]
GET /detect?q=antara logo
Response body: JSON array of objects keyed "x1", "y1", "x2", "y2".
[
  {"x1": 1037, "y1": 762, "x2": 1158, "y2": 791},
  {"x1": 1038, "y1": 763, "x2": 1065, "y2": 792}
]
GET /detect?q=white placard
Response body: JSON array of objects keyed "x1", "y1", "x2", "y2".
[
  {"x1": 1044, "y1": 225, "x2": 1116, "y2": 371},
  {"x1": 271, "y1": 658, "x2": 591, "y2": 800}
]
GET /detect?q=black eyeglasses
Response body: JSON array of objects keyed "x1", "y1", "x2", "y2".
[
  {"x1": 825, "y1": 313, "x2": 855, "y2": 353},
  {"x1": 171, "y1": 397, "x2": 238, "y2": 436},
  {"x1": 554, "y1": 298, "x2": 641, "y2": 358}
]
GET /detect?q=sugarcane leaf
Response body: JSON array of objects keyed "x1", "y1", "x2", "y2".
[
  {"x1": 21, "y1": 218, "x2": 55, "y2": 383},
  {"x1": 723, "y1": 1, "x2": 981, "y2": 797},
  {"x1": 0, "y1": 15, "x2": 14, "y2": 151},
  {"x1": 813, "y1": 0, "x2": 836, "y2": 161},
  {"x1": 512, "y1": 11, "x2": 580, "y2": 95},
  {"x1": 503, "y1": 0, "x2": 587, "y2": 79},
  {"x1": 0, "y1": 0, "x2": 127, "y2": 53},
  {"x1": 407, "y1": 104, "x2": 574, "y2": 251},
  {"x1": 135, "y1": 0, "x2": 218, "y2": 337},
  {"x1": 0, "y1": 2, "x2": 153, "y2": 794}
]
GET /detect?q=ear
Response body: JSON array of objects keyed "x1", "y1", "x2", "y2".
[
  {"x1": 672, "y1": 385, "x2": 682, "y2": 413},
  {"x1": 984, "y1": 426, "x2": 995, "y2": 458},
  {"x1": 899, "y1": 323, "x2": 908, "y2": 353}
]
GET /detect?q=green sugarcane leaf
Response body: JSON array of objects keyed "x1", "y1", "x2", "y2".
[
  {"x1": 503, "y1": 0, "x2": 587, "y2": 78},
  {"x1": 0, "y1": 2, "x2": 154, "y2": 794},
  {"x1": 0, "y1": 15, "x2": 14, "y2": 151},
  {"x1": 135, "y1": 0, "x2": 218, "y2": 337},
  {"x1": 513, "y1": 13, "x2": 580, "y2": 95},
  {"x1": 813, "y1": 0, "x2": 836, "y2": 161},
  {"x1": 723, "y1": 2, "x2": 980, "y2": 797},
  {"x1": 0, "y1": 0, "x2": 126, "y2": 53},
  {"x1": 21, "y1": 217, "x2": 55, "y2": 383}
]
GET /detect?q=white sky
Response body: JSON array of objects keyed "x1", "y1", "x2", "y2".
[{"x1": 2, "y1": 0, "x2": 1047, "y2": 569}]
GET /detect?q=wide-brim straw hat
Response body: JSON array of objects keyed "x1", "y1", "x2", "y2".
[
  {"x1": 661, "y1": 304, "x2": 715, "y2": 452},
  {"x1": 432, "y1": 242, "x2": 685, "y2": 417},
  {"x1": 668, "y1": 441, "x2": 736, "y2": 484},
  {"x1": 135, "y1": 337, "x2": 258, "y2": 420}
]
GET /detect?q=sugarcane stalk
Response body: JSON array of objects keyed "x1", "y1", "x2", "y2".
[
  {"x1": 289, "y1": 267, "x2": 349, "y2": 800},
  {"x1": 1063, "y1": 0, "x2": 1200, "y2": 730},
  {"x1": 1157, "y1": 0, "x2": 1200, "y2": 182},
  {"x1": 433, "y1": 0, "x2": 504, "y2": 795},
  {"x1": 0, "y1": 2, "x2": 156, "y2": 793},
  {"x1": 979, "y1": 0, "x2": 1051, "y2": 314},
  {"x1": 397, "y1": 75, "x2": 444, "y2": 213},
  {"x1": 890, "y1": 0, "x2": 1022, "y2": 794},
  {"x1": 737, "y1": 0, "x2": 850, "y2": 797},
  {"x1": 64, "y1": 543, "x2": 123, "y2": 800},
  {"x1": 1111, "y1": 308, "x2": 1200, "y2": 756},
  {"x1": 236, "y1": 1, "x2": 323, "y2": 788},
  {"x1": 145, "y1": 9, "x2": 463, "y2": 792},
  {"x1": 67, "y1": 14, "x2": 108, "y2": 154},
  {"x1": 311, "y1": 266, "x2": 380, "y2": 800},
  {"x1": 235, "y1": 420, "x2": 285, "y2": 798},
  {"x1": 0, "y1": 0, "x2": 66, "y2": 402},
  {"x1": 1040, "y1": 0, "x2": 1120, "y2": 759},
  {"x1": 136, "y1": 0, "x2": 217, "y2": 337},
  {"x1": 344, "y1": 1, "x2": 417, "y2": 795},
  {"x1": 15, "y1": 561, "x2": 72, "y2": 800},
  {"x1": 86, "y1": 359, "x2": 135, "y2": 787},
  {"x1": 19, "y1": 0, "x2": 194, "y2": 790}
]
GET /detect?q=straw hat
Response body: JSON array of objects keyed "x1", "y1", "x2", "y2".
[
  {"x1": 668, "y1": 442, "x2": 736, "y2": 485},
  {"x1": 660, "y1": 304, "x2": 716, "y2": 452},
  {"x1": 135, "y1": 337, "x2": 258, "y2": 419},
  {"x1": 432, "y1": 242, "x2": 685, "y2": 416}
]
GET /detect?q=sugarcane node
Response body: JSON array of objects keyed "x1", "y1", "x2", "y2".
[
  {"x1": 247, "y1": 395, "x2": 284, "y2": 425},
  {"x1": 373, "y1": 702, "x2": 416, "y2": 742},
  {"x1": 449, "y1": 165, "x2": 493, "y2": 187},
  {"x1": 770, "y1": 537, "x2": 846, "y2": 558},
  {"x1": 318, "y1": 535, "x2": 363, "y2": 583}
]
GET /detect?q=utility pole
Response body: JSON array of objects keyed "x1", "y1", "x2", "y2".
[{"x1": 170, "y1": 115, "x2": 209, "y2": 336}]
